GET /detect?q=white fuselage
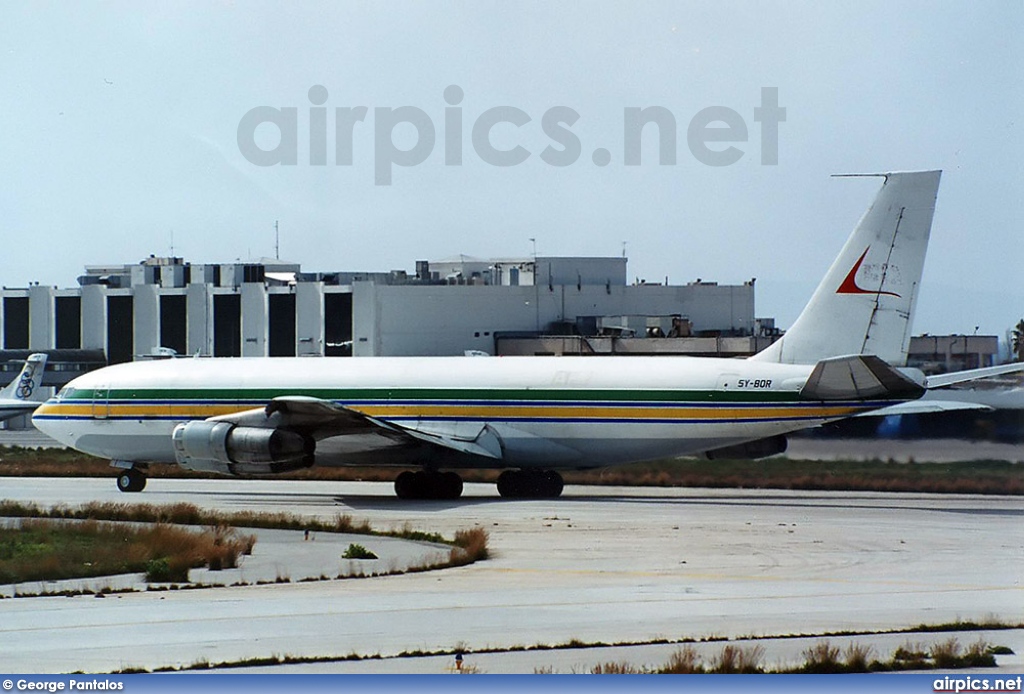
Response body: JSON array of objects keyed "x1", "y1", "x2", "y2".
[{"x1": 32, "y1": 355, "x2": 894, "y2": 470}]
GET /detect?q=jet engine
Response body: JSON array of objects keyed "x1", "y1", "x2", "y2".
[
  {"x1": 702, "y1": 434, "x2": 788, "y2": 460},
  {"x1": 171, "y1": 420, "x2": 314, "y2": 476}
]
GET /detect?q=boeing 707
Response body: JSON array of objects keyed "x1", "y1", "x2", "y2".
[{"x1": 35, "y1": 171, "x2": 1001, "y2": 498}]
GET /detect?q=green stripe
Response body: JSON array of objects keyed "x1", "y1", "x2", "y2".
[{"x1": 64, "y1": 386, "x2": 802, "y2": 404}]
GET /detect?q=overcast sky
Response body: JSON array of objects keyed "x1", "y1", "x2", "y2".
[{"x1": 1, "y1": 1, "x2": 1020, "y2": 342}]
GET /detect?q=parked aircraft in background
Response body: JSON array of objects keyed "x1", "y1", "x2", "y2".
[
  {"x1": 0, "y1": 353, "x2": 48, "y2": 422},
  {"x1": 35, "y1": 170, "x2": 1015, "y2": 498}
]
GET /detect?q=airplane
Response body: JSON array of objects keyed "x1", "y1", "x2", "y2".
[
  {"x1": 32, "y1": 170, "x2": 1016, "y2": 498},
  {"x1": 0, "y1": 353, "x2": 49, "y2": 422}
]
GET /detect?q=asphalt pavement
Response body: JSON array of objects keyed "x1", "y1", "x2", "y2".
[{"x1": 0, "y1": 477, "x2": 1020, "y2": 673}]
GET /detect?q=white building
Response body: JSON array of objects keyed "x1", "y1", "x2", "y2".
[{"x1": 0, "y1": 255, "x2": 757, "y2": 363}]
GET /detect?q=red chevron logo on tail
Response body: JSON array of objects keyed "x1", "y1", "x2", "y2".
[{"x1": 836, "y1": 247, "x2": 901, "y2": 297}]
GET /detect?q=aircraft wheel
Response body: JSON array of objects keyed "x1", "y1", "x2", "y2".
[
  {"x1": 394, "y1": 471, "x2": 463, "y2": 500},
  {"x1": 412, "y1": 471, "x2": 433, "y2": 498},
  {"x1": 519, "y1": 473, "x2": 543, "y2": 497},
  {"x1": 542, "y1": 470, "x2": 564, "y2": 498},
  {"x1": 497, "y1": 470, "x2": 563, "y2": 499},
  {"x1": 497, "y1": 470, "x2": 519, "y2": 498},
  {"x1": 419, "y1": 471, "x2": 462, "y2": 500},
  {"x1": 116, "y1": 469, "x2": 146, "y2": 493},
  {"x1": 394, "y1": 471, "x2": 417, "y2": 499},
  {"x1": 441, "y1": 471, "x2": 464, "y2": 499}
]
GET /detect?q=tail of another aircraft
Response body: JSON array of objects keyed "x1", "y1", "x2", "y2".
[
  {"x1": 752, "y1": 170, "x2": 941, "y2": 366},
  {"x1": 0, "y1": 353, "x2": 48, "y2": 401}
]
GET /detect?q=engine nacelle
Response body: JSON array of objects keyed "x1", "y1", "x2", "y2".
[
  {"x1": 172, "y1": 420, "x2": 314, "y2": 476},
  {"x1": 702, "y1": 434, "x2": 788, "y2": 461}
]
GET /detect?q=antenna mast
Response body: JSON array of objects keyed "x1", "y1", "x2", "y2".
[{"x1": 275, "y1": 220, "x2": 279, "y2": 260}]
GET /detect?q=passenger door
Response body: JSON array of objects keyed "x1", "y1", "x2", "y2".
[{"x1": 92, "y1": 385, "x2": 109, "y2": 419}]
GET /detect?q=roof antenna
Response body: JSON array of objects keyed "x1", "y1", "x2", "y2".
[{"x1": 275, "y1": 220, "x2": 280, "y2": 260}]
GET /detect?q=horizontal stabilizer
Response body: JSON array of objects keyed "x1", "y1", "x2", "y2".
[
  {"x1": 800, "y1": 354, "x2": 925, "y2": 401},
  {"x1": 854, "y1": 400, "x2": 992, "y2": 417},
  {"x1": 926, "y1": 362, "x2": 1024, "y2": 389}
]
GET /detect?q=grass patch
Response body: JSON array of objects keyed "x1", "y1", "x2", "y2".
[
  {"x1": 449, "y1": 527, "x2": 489, "y2": 566},
  {"x1": 0, "y1": 500, "x2": 488, "y2": 589},
  {"x1": 106, "y1": 625, "x2": 1018, "y2": 674},
  {"x1": 0, "y1": 519, "x2": 254, "y2": 584},
  {"x1": 709, "y1": 644, "x2": 765, "y2": 673},
  {"x1": 909, "y1": 616, "x2": 1016, "y2": 632},
  {"x1": 0, "y1": 446, "x2": 1020, "y2": 495},
  {"x1": 341, "y1": 543, "x2": 377, "y2": 560},
  {"x1": 661, "y1": 645, "x2": 704, "y2": 674},
  {"x1": 587, "y1": 636, "x2": 1001, "y2": 675},
  {"x1": 0, "y1": 500, "x2": 444, "y2": 544},
  {"x1": 570, "y1": 457, "x2": 1024, "y2": 495}
]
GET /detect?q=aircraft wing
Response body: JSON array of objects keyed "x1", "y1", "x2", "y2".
[
  {"x1": 208, "y1": 395, "x2": 504, "y2": 461},
  {"x1": 0, "y1": 403, "x2": 42, "y2": 423},
  {"x1": 211, "y1": 396, "x2": 395, "y2": 437}
]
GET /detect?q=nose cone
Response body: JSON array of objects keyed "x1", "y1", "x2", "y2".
[{"x1": 32, "y1": 397, "x2": 79, "y2": 449}]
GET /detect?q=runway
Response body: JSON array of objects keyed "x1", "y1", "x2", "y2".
[
  {"x1": 0, "y1": 477, "x2": 1021, "y2": 673},
  {"x1": 3, "y1": 427, "x2": 1023, "y2": 462}
]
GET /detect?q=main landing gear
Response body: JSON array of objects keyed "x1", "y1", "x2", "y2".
[
  {"x1": 116, "y1": 466, "x2": 147, "y2": 493},
  {"x1": 392, "y1": 469, "x2": 565, "y2": 499},
  {"x1": 496, "y1": 470, "x2": 564, "y2": 499},
  {"x1": 394, "y1": 470, "x2": 464, "y2": 500}
]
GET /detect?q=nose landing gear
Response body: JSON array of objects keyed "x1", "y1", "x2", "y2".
[{"x1": 115, "y1": 465, "x2": 147, "y2": 492}]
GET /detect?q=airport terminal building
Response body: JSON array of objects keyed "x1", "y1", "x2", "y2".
[
  {"x1": 0, "y1": 255, "x2": 765, "y2": 370},
  {"x1": 0, "y1": 253, "x2": 999, "y2": 399}
]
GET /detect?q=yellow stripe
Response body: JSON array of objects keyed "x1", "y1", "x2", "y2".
[
  {"x1": 39, "y1": 402, "x2": 868, "y2": 421},
  {"x1": 39, "y1": 404, "x2": 248, "y2": 418},
  {"x1": 355, "y1": 404, "x2": 865, "y2": 419}
]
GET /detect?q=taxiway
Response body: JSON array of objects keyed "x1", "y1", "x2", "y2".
[{"x1": 0, "y1": 477, "x2": 1020, "y2": 673}]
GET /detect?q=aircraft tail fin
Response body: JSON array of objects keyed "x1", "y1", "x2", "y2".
[
  {"x1": 0, "y1": 353, "x2": 48, "y2": 402},
  {"x1": 752, "y1": 170, "x2": 941, "y2": 366}
]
